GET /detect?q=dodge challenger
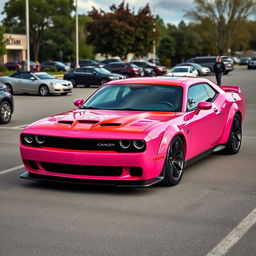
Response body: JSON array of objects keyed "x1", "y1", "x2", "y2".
[{"x1": 20, "y1": 77, "x2": 245, "y2": 187}]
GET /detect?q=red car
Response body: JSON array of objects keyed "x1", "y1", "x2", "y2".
[
  {"x1": 130, "y1": 61, "x2": 167, "y2": 76},
  {"x1": 103, "y1": 62, "x2": 143, "y2": 77},
  {"x1": 20, "y1": 77, "x2": 245, "y2": 187}
]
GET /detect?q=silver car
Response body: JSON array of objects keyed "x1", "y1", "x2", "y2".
[{"x1": 0, "y1": 72, "x2": 73, "y2": 96}]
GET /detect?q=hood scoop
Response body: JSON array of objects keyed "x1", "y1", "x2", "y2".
[
  {"x1": 58, "y1": 120, "x2": 73, "y2": 125},
  {"x1": 78, "y1": 120, "x2": 99, "y2": 124},
  {"x1": 100, "y1": 123, "x2": 121, "y2": 127}
]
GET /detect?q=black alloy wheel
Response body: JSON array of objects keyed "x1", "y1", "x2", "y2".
[
  {"x1": 223, "y1": 114, "x2": 242, "y2": 154},
  {"x1": 0, "y1": 101, "x2": 12, "y2": 124},
  {"x1": 70, "y1": 79, "x2": 76, "y2": 87},
  {"x1": 39, "y1": 85, "x2": 49, "y2": 96},
  {"x1": 162, "y1": 136, "x2": 185, "y2": 186}
]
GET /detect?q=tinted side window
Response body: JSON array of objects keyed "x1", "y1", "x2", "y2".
[
  {"x1": 203, "y1": 83, "x2": 217, "y2": 101},
  {"x1": 12, "y1": 73, "x2": 22, "y2": 78},
  {"x1": 187, "y1": 84, "x2": 210, "y2": 111}
]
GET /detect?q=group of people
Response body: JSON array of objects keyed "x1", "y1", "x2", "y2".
[{"x1": 17, "y1": 61, "x2": 41, "y2": 72}]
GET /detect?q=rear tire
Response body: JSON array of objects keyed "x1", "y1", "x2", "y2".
[
  {"x1": 162, "y1": 136, "x2": 185, "y2": 186},
  {"x1": 0, "y1": 101, "x2": 12, "y2": 124},
  {"x1": 223, "y1": 114, "x2": 242, "y2": 154}
]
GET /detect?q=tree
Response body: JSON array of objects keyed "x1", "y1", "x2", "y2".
[
  {"x1": 87, "y1": 1, "x2": 155, "y2": 60},
  {"x1": 2, "y1": 0, "x2": 75, "y2": 61},
  {"x1": 186, "y1": 0, "x2": 256, "y2": 55},
  {"x1": 0, "y1": 26, "x2": 6, "y2": 56},
  {"x1": 157, "y1": 35, "x2": 175, "y2": 66},
  {"x1": 168, "y1": 21, "x2": 202, "y2": 63}
]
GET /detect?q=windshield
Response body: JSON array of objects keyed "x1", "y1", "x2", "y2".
[
  {"x1": 95, "y1": 68, "x2": 111, "y2": 74},
  {"x1": 34, "y1": 73, "x2": 55, "y2": 80},
  {"x1": 81, "y1": 84, "x2": 182, "y2": 112},
  {"x1": 173, "y1": 67, "x2": 189, "y2": 73}
]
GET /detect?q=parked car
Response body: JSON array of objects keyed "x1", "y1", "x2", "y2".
[
  {"x1": 130, "y1": 61, "x2": 167, "y2": 75},
  {"x1": 5, "y1": 62, "x2": 20, "y2": 71},
  {"x1": 247, "y1": 57, "x2": 256, "y2": 69},
  {"x1": 5, "y1": 61, "x2": 38, "y2": 71},
  {"x1": 186, "y1": 56, "x2": 217, "y2": 72},
  {"x1": 167, "y1": 66, "x2": 198, "y2": 77},
  {"x1": 232, "y1": 57, "x2": 240, "y2": 64},
  {"x1": 239, "y1": 57, "x2": 251, "y2": 65},
  {"x1": 0, "y1": 72, "x2": 72, "y2": 96},
  {"x1": 41, "y1": 61, "x2": 69, "y2": 71},
  {"x1": 21, "y1": 61, "x2": 38, "y2": 71},
  {"x1": 221, "y1": 56, "x2": 235, "y2": 74},
  {"x1": 63, "y1": 66, "x2": 124, "y2": 87},
  {"x1": 0, "y1": 83, "x2": 14, "y2": 124},
  {"x1": 186, "y1": 56, "x2": 234, "y2": 74},
  {"x1": 100, "y1": 58, "x2": 121, "y2": 65},
  {"x1": 148, "y1": 58, "x2": 161, "y2": 65},
  {"x1": 104, "y1": 62, "x2": 143, "y2": 77},
  {"x1": 20, "y1": 77, "x2": 245, "y2": 187},
  {"x1": 176, "y1": 63, "x2": 210, "y2": 76}
]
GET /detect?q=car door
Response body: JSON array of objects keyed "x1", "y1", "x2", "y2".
[
  {"x1": 185, "y1": 83, "x2": 222, "y2": 159},
  {"x1": 18, "y1": 73, "x2": 38, "y2": 93}
]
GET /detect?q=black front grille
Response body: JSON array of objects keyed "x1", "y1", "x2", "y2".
[
  {"x1": 40, "y1": 162, "x2": 122, "y2": 176},
  {"x1": 43, "y1": 137, "x2": 117, "y2": 151}
]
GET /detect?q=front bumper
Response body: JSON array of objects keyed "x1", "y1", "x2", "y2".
[{"x1": 20, "y1": 171, "x2": 163, "y2": 187}]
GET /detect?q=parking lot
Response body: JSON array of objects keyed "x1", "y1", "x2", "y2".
[{"x1": 0, "y1": 67, "x2": 255, "y2": 256}]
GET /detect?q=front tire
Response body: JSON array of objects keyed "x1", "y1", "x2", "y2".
[
  {"x1": 223, "y1": 114, "x2": 242, "y2": 154},
  {"x1": 0, "y1": 101, "x2": 12, "y2": 124},
  {"x1": 39, "y1": 85, "x2": 49, "y2": 96},
  {"x1": 162, "y1": 136, "x2": 185, "y2": 186}
]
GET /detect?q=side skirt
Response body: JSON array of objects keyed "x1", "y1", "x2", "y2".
[{"x1": 184, "y1": 144, "x2": 226, "y2": 168}]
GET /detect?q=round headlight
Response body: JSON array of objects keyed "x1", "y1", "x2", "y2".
[
  {"x1": 24, "y1": 134, "x2": 34, "y2": 144},
  {"x1": 133, "y1": 140, "x2": 146, "y2": 150},
  {"x1": 35, "y1": 135, "x2": 45, "y2": 144},
  {"x1": 119, "y1": 140, "x2": 131, "y2": 149}
]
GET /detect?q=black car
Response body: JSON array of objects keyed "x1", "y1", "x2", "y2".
[
  {"x1": 240, "y1": 57, "x2": 251, "y2": 65},
  {"x1": 41, "y1": 61, "x2": 69, "y2": 71},
  {"x1": 63, "y1": 67, "x2": 124, "y2": 87},
  {"x1": 248, "y1": 57, "x2": 256, "y2": 69},
  {"x1": 100, "y1": 58, "x2": 121, "y2": 65},
  {"x1": 0, "y1": 83, "x2": 14, "y2": 124}
]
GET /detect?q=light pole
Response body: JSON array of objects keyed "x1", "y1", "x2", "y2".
[
  {"x1": 152, "y1": 2, "x2": 166, "y2": 65},
  {"x1": 75, "y1": 0, "x2": 79, "y2": 68},
  {"x1": 26, "y1": 0, "x2": 30, "y2": 71}
]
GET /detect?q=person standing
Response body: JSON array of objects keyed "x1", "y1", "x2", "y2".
[{"x1": 213, "y1": 57, "x2": 226, "y2": 85}]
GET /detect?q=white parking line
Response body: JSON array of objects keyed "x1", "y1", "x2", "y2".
[
  {"x1": 0, "y1": 165, "x2": 24, "y2": 175},
  {"x1": 207, "y1": 208, "x2": 256, "y2": 256},
  {"x1": 0, "y1": 124, "x2": 29, "y2": 130}
]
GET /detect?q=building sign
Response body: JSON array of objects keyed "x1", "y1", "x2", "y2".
[{"x1": 6, "y1": 38, "x2": 21, "y2": 46}]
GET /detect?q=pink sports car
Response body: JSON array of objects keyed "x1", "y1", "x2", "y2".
[{"x1": 20, "y1": 77, "x2": 245, "y2": 187}]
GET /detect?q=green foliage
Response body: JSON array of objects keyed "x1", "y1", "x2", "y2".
[
  {"x1": 167, "y1": 21, "x2": 202, "y2": 63},
  {"x1": 186, "y1": 0, "x2": 256, "y2": 55},
  {"x1": 0, "y1": 26, "x2": 6, "y2": 56},
  {"x1": 157, "y1": 35, "x2": 175, "y2": 63},
  {"x1": 0, "y1": 64, "x2": 6, "y2": 72},
  {"x1": 2, "y1": 0, "x2": 75, "y2": 61},
  {"x1": 43, "y1": 67, "x2": 58, "y2": 72},
  {"x1": 87, "y1": 1, "x2": 154, "y2": 60}
]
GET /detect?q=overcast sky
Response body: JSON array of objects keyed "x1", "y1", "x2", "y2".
[{"x1": 0, "y1": 0, "x2": 194, "y2": 25}]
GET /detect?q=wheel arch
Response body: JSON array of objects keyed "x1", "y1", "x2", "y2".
[{"x1": 219, "y1": 107, "x2": 242, "y2": 145}]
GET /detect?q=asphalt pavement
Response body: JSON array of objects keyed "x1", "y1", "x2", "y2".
[{"x1": 0, "y1": 67, "x2": 255, "y2": 256}]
